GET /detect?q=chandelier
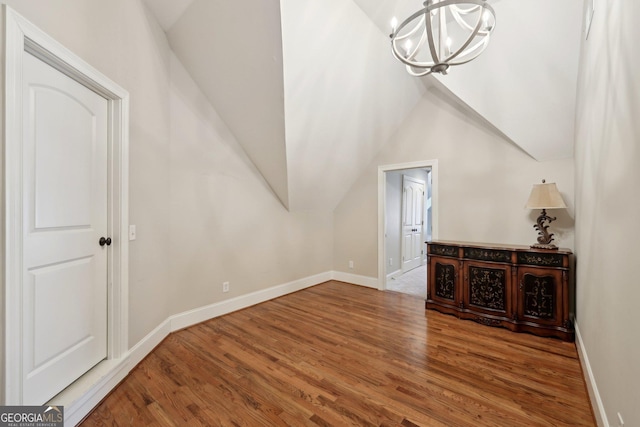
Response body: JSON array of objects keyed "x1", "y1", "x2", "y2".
[{"x1": 390, "y1": 0, "x2": 496, "y2": 77}]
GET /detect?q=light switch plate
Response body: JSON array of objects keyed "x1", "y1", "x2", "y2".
[{"x1": 129, "y1": 225, "x2": 136, "y2": 241}]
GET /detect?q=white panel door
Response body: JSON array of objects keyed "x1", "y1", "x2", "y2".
[
  {"x1": 21, "y1": 51, "x2": 109, "y2": 404},
  {"x1": 401, "y1": 176, "x2": 425, "y2": 273}
]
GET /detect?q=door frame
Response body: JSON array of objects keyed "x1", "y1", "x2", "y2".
[
  {"x1": 2, "y1": 6, "x2": 130, "y2": 404},
  {"x1": 378, "y1": 160, "x2": 439, "y2": 291}
]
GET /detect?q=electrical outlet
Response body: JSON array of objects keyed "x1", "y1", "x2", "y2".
[
  {"x1": 222, "y1": 281, "x2": 230, "y2": 293},
  {"x1": 617, "y1": 412, "x2": 624, "y2": 426},
  {"x1": 348, "y1": 260, "x2": 354, "y2": 269}
]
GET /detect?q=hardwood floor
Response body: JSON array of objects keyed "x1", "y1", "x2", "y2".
[{"x1": 81, "y1": 281, "x2": 595, "y2": 426}]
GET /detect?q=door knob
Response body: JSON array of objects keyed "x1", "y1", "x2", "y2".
[{"x1": 99, "y1": 237, "x2": 112, "y2": 247}]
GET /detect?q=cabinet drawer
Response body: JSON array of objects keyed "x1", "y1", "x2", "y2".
[
  {"x1": 429, "y1": 244, "x2": 458, "y2": 257},
  {"x1": 464, "y1": 247, "x2": 511, "y2": 263},
  {"x1": 517, "y1": 252, "x2": 564, "y2": 267}
]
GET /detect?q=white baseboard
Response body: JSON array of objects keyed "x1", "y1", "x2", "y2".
[
  {"x1": 169, "y1": 271, "x2": 332, "y2": 332},
  {"x1": 63, "y1": 271, "x2": 333, "y2": 425},
  {"x1": 55, "y1": 357, "x2": 131, "y2": 426},
  {"x1": 128, "y1": 318, "x2": 173, "y2": 368},
  {"x1": 575, "y1": 321, "x2": 608, "y2": 427},
  {"x1": 386, "y1": 269, "x2": 402, "y2": 281},
  {"x1": 331, "y1": 271, "x2": 378, "y2": 289}
]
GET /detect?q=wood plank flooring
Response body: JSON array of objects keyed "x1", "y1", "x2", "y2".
[{"x1": 81, "y1": 281, "x2": 595, "y2": 426}]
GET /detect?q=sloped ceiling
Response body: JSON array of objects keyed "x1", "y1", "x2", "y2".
[
  {"x1": 164, "y1": 0, "x2": 290, "y2": 208},
  {"x1": 143, "y1": 0, "x2": 583, "y2": 210},
  {"x1": 354, "y1": 0, "x2": 582, "y2": 161},
  {"x1": 430, "y1": 0, "x2": 582, "y2": 161},
  {"x1": 279, "y1": 0, "x2": 425, "y2": 210}
]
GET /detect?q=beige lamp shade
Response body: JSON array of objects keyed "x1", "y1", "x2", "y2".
[{"x1": 525, "y1": 182, "x2": 567, "y2": 209}]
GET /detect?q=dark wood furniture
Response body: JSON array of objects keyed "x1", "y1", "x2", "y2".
[{"x1": 426, "y1": 240, "x2": 574, "y2": 341}]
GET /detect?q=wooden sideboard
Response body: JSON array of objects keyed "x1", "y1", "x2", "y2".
[{"x1": 426, "y1": 240, "x2": 574, "y2": 341}]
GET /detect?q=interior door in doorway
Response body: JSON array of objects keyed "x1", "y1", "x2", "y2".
[
  {"x1": 21, "y1": 51, "x2": 109, "y2": 404},
  {"x1": 401, "y1": 175, "x2": 425, "y2": 273}
]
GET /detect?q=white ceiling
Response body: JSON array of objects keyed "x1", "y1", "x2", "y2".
[{"x1": 142, "y1": 0, "x2": 583, "y2": 211}]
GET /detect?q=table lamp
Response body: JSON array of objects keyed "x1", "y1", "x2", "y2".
[{"x1": 525, "y1": 179, "x2": 567, "y2": 250}]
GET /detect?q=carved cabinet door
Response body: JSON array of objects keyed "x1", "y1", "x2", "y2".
[
  {"x1": 462, "y1": 261, "x2": 512, "y2": 319},
  {"x1": 428, "y1": 257, "x2": 460, "y2": 308},
  {"x1": 516, "y1": 267, "x2": 563, "y2": 327}
]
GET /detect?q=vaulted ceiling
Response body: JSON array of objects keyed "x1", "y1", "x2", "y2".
[{"x1": 143, "y1": 0, "x2": 583, "y2": 211}]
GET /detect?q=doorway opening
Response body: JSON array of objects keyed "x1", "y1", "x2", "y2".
[{"x1": 377, "y1": 160, "x2": 439, "y2": 298}]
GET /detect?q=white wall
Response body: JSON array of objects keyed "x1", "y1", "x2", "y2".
[
  {"x1": 0, "y1": 0, "x2": 334, "y2": 352},
  {"x1": 385, "y1": 172, "x2": 403, "y2": 275},
  {"x1": 168, "y1": 52, "x2": 333, "y2": 314},
  {"x1": 1, "y1": 0, "x2": 176, "y2": 346},
  {"x1": 574, "y1": 1, "x2": 640, "y2": 425},
  {"x1": 334, "y1": 86, "x2": 574, "y2": 278}
]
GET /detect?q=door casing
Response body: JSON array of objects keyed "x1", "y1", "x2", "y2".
[
  {"x1": 378, "y1": 160, "x2": 439, "y2": 291},
  {"x1": 2, "y1": 6, "x2": 130, "y2": 404}
]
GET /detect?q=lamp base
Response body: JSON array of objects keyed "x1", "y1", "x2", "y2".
[
  {"x1": 531, "y1": 209, "x2": 559, "y2": 249},
  {"x1": 530, "y1": 243, "x2": 559, "y2": 250}
]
